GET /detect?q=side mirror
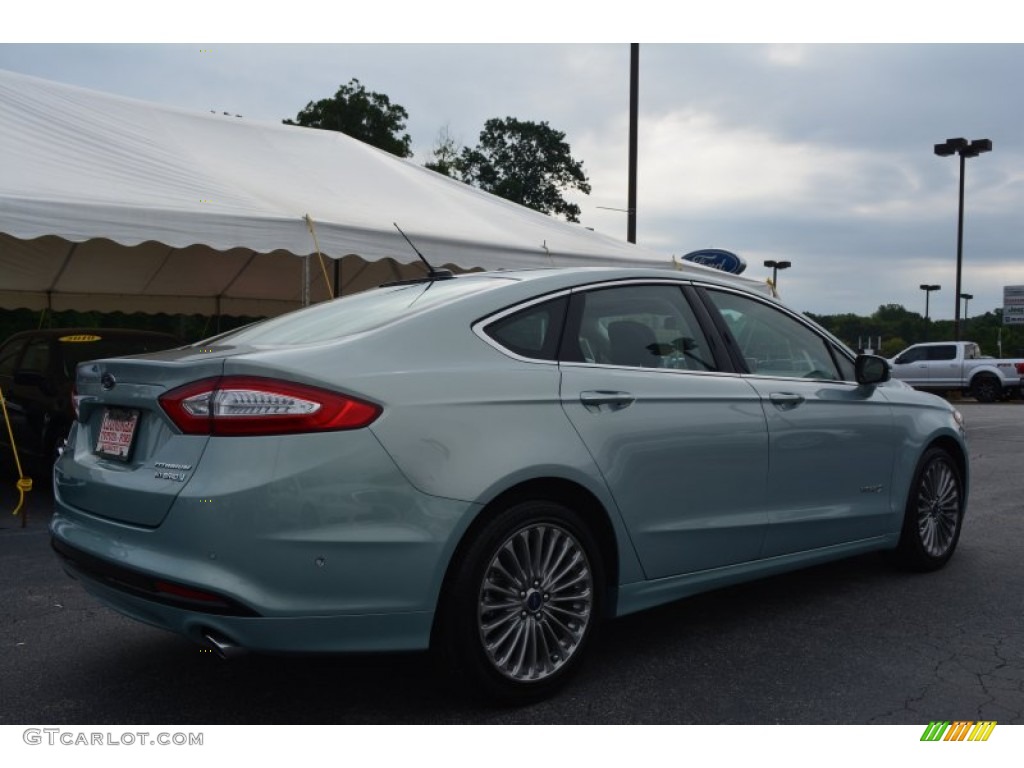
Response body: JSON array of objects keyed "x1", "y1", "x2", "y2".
[
  {"x1": 855, "y1": 354, "x2": 891, "y2": 386},
  {"x1": 892, "y1": 355, "x2": 905, "y2": 365}
]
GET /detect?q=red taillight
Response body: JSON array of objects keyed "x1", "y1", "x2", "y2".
[
  {"x1": 1016, "y1": 362, "x2": 1024, "y2": 375},
  {"x1": 159, "y1": 376, "x2": 381, "y2": 436}
]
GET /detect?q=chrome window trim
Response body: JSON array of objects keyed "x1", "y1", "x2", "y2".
[
  {"x1": 472, "y1": 276, "x2": 850, "y2": 379},
  {"x1": 471, "y1": 288, "x2": 574, "y2": 365}
]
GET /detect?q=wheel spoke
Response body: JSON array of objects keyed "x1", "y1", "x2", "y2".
[
  {"x1": 915, "y1": 458, "x2": 961, "y2": 558},
  {"x1": 477, "y1": 518, "x2": 594, "y2": 684}
]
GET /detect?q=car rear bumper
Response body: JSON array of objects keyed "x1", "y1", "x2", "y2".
[
  {"x1": 56, "y1": 545, "x2": 435, "y2": 652},
  {"x1": 50, "y1": 430, "x2": 479, "y2": 653}
]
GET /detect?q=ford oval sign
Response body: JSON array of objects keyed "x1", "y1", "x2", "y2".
[{"x1": 681, "y1": 249, "x2": 747, "y2": 275}]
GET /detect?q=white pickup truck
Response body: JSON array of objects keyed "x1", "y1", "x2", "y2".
[{"x1": 889, "y1": 341, "x2": 1024, "y2": 402}]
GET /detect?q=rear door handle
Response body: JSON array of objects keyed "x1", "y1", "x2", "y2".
[
  {"x1": 768, "y1": 392, "x2": 805, "y2": 410},
  {"x1": 580, "y1": 390, "x2": 635, "y2": 411}
]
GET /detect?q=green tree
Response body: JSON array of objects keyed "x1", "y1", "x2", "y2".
[
  {"x1": 284, "y1": 78, "x2": 412, "y2": 158},
  {"x1": 424, "y1": 124, "x2": 461, "y2": 177},
  {"x1": 456, "y1": 117, "x2": 591, "y2": 222},
  {"x1": 880, "y1": 336, "x2": 908, "y2": 357}
]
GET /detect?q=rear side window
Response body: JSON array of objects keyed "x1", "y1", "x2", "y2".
[
  {"x1": 927, "y1": 345, "x2": 957, "y2": 361},
  {"x1": 565, "y1": 284, "x2": 718, "y2": 371},
  {"x1": 20, "y1": 338, "x2": 52, "y2": 374},
  {"x1": 484, "y1": 297, "x2": 567, "y2": 361}
]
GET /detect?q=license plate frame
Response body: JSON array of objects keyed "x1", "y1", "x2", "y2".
[{"x1": 95, "y1": 407, "x2": 140, "y2": 461}]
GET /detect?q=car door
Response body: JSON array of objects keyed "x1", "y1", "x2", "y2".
[
  {"x1": 890, "y1": 344, "x2": 930, "y2": 387},
  {"x1": 923, "y1": 344, "x2": 960, "y2": 388},
  {"x1": 700, "y1": 287, "x2": 900, "y2": 556},
  {"x1": 558, "y1": 282, "x2": 770, "y2": 579}
]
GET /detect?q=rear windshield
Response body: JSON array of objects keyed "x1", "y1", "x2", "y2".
[{"x1": 205, "y1": 278, "x2": 505, "y2": 346}]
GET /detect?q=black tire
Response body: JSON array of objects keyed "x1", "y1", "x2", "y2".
[
  {"x1": 436, "y1": 499, "x2": 603, "y2": 704},
  {"x1": 971, "y1": 375, "x2": 1001, "y2": 403},
  {"x1": 892, "y1": 447, "x2": 965, "y2": 572}
]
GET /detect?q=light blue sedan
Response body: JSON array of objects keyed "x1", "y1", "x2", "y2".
[{"x1": 50, "y1": 267, "x2": 968, "y2": 702}]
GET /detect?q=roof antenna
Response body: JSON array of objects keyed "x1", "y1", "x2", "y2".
[{"x1": 393, "y1": 223, "x2": 453, "y2": 281}]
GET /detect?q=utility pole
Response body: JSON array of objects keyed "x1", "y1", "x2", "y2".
[{"x1": 627, "y1": 43, "x2": 639, "y2": 244}]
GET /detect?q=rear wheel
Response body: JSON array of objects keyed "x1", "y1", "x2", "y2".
[
  {"x1": 971, "y1": 374, "x2": 1001, "y2": 403},
  {"x1": 437, "y1": 499, "x2": 603, "y2": 704},
  {"x1": 893, "y1": 447, "x2": 965, "y2": 571}
]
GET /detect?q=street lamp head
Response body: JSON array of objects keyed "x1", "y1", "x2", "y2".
[
  {"x1": 960, "y1": 292, "x2": 973, "y2": 300},
  {"x1": 920, "y1": 284, "x2": 941, "y2": 292},
  {"x1": 970, "y1": 139, "x2": 992, "y2": 154},
  {"x1": 934, "y1": 137, "x2": 968, "y2": 156},
  {"x1": 934, "y1": 137, "x2": 992, "y2": 158}
]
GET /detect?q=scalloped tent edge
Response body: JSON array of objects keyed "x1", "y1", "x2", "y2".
[{"x1": 0, "y1": 69, "x2": 753, "y2": 318}]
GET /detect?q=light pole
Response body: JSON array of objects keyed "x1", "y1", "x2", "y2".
[
  {"x1": 764, "y1": 260, "x2": 791, "y2": 291},
  {"x1": 960, "y1": 292, "x2": 973, "y2": 335},
  {"x1": 934, "y1": 137, "x2": 992, "y2": 341},
  {"x1": 627, "y1": 43, "x2": 638, "y2": 244},
  {"x1": 920, "y1": 284, "x2": 940, "y2": 341}
]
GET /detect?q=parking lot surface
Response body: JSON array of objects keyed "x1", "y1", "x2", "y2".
[{"x1": 1, "y1": 401, "x2": 1022, "y2": 724}]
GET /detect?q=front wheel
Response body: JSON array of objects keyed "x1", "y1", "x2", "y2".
[
  {"x1": 892, "y1": 447, "x2": 965, "y2": 571},
  {"x1": 436, "y1": 499, "x2": 603, "y2": 704}
]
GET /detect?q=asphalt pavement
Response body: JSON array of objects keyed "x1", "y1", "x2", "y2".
[{"x1": 1, "y1": 401, "x2": 1022, "y2": 724}]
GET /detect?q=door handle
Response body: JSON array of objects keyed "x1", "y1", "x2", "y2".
[
  {"x1": 579, "y1": 390, "x2": 635, "y2": 411},
  {"x1": 768, "y1": 392, "x2": 805, "y2": 410}
]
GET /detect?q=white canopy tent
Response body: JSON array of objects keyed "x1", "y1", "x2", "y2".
[{"x1": 0, "y1": 69, "x2": 739, "y2": 318}]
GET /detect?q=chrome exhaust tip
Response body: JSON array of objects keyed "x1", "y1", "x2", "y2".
[{"x1": 203, "y1": 631, "x2": 247, "y2": 660}]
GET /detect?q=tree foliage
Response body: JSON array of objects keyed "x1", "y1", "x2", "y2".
[
  {"x1": 807, "y1": 304, "x2": 1024, "y2": 358},
  {"x1": 455, "y1": 117, "x2": 591, "y2": 222},
  {"x1": 424, "y1": 124, "x2": 461, "y2": 177},
  {"x1": 284, "y1": 78, "x2": 412, "y2": 158}
]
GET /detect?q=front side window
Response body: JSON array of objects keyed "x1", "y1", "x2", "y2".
[
  {"x1": 832, "y1": 343, "x2": 857, "y2": 381},
  {"x1": 565, "y1": 284, "x2": 718, "y2": 371},
  {"x1": 705, "y1": 289, "x2": 842, "y2": 380},
  {"x1": 896, "y1": 346, "x2": 926, "y2": 364}
]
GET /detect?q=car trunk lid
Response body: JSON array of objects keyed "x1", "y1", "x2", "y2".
[{"x1": 55, "y1": 350, "x2": 231, "y2": 527}]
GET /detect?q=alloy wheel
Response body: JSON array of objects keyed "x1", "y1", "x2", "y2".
[
  {"x1": 916, "y1": 456, "x2": 962, "y2": 558},
  {"x1": 477, "y1": 522, "x2": 593, "y2": 683}
]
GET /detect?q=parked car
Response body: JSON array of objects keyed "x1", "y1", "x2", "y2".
[
  {"x1": 0, "y1": 328, "x2": 180, "y2": 475},
  {"x1": 888, "y1": 340, "x2": 1024, "y2": 402},
  {"x1": 50, "y1": 268, "x2": 969, "y2": 702}
]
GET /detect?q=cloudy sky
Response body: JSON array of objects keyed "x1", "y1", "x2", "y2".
[{"x1": 3, "y1": 5, "x2": 1021, "y2": 320}]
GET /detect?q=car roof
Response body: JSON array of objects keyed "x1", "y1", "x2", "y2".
[{"x1": 426, "y1": 266, "x2": 775, "y2": 302}]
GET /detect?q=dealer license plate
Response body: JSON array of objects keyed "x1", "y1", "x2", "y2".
[{"x1": 95, "y1": 407, "x2": 140, "y2": 461}]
